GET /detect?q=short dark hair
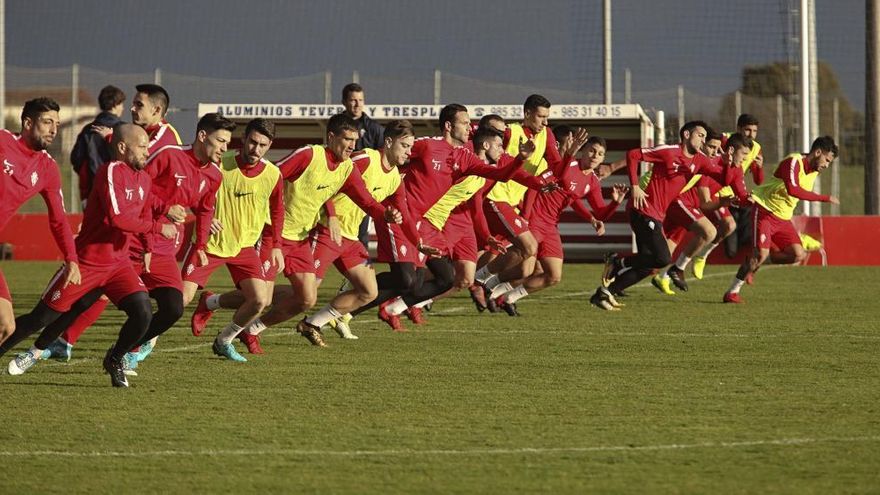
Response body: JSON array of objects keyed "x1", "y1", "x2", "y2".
[
  {"x1": 383, "y1": 119, "x2": 414, "y2": 141},
  {"x1": 524, "y1": 94, "x2": 551, "y2": 112},
  {"x1": 552, "y1": 124, "x2": 574, "y2": 144},
  {"x1": 439, "y1": 103, "x2": 468, "y2": 129},
  {"x1": 724, "y1": 132, "x2": 753, "y2": 152},
  {"x1": 706, "y1": 127, "x2": 724, "y2": 142},
  {"x1": 21, "y1": 97, "x2": 60, "y2": 124},
  {"x1": 245, "y1": 118, "x2": 275, "y2": 141},
  {"x1": 135, "y1": 83, "x2": 170, "y2": 115},
  {"x1": 98, "y1": 85, "x2": 126, "y2": 112},
  {"x1": 679, "y1": 120, "x2": 708, "y2": 141},
  {"x1": 586, "y1": 136, "x2": 607, "y2": 150},
  {"x1": 342, "y1": 83, "x2": 364, "y2": 101},
  {"x1": 478, "y1": 114, "x2": 504, "y2": 129},
  {"x1": 472, "y1": 126, "x2": 503, "y2": 151},
  {"x1": 197, "y1": 113, "x2": 236, "y2": 134},
  {"x1": 327, "y1": 113, "x2": 359, "y2": 136},
  {"x1": 737, "y1": 113, "x2": 759, "y2": 128},
  {"x1": 810, "y1": 135, "x2": 839, "y2": 157}
]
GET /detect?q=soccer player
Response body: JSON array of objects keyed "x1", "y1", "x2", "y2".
[
  {"x1": 359, "y1": 103, "x2": 553, "y2": 331},
  {"x1": 46, "y1": 83, "x2": 183, "y2": 360},
  {"x1": 489, "y1": 136, "x2": 626, "y2": 311},
  {"x1": 404, "y1": 126, "x2": 511, "y2": 316},
  {"x1": 181, "y1": 118, "x2": 284, "y2": 361},
  {"x1": 701, "y1": 113, "x2": 765, "y2": 273},
  {"x1": 301, "y1": 120, "x2": 421, "y2": 339},
  {"x1": 723, "y1": 136, "x2": 839, "y2": 303},
  {"x1": 477, "y1": 95, "x2": 575, "y2": 293},
  {"x1": 0, "y1": 97, "x2": 81, "y2": 348},
  {"x1": 2, "y1": 123, "x2": 177, "y2": 387},
  {"x1": 590, "y1": 121, "x2": 733, "y2": 310},
  {"x1": 651, "y1": 131, "x2": 751, "y2": 294},
  {"x1": 225, "y1": 113, "x2": 408, "y2": 348}
]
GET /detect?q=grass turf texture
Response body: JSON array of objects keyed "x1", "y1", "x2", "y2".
[{"x1": 0, "y1": 260, "x2": 878, "y2": 494}]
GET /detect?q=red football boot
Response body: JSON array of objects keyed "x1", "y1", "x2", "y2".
[
  {"x1": 405, "y1": 306, "x2": 426, "y2": 325},
  {"x1": 237, "y1": 331, "x2": 265, "y2": 354},
  {"x1": 378, "y1": 301, "x2": 407, "y2": 332},
  {"x1": 723, "y1": 292, "x2": 744, "y2": 304},
  {"x1": 191, "y1": 291, "x2": 216, "y2": 336}
]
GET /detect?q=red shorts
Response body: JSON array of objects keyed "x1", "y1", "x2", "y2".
[
  {"x1": 281, "y1": 238, "x2": 315, "y2": 276},
  {"x1": 310, "y1": 225, "x2": 370, "y2": 279},
  {"x1": 130, "y1": 253, "x2": 183, "y2": 292},
  {"x1": 419, "y1": 221, "x2": 449, "y2": 258},
  {"x1": 664, "y1": 198, "x2": 704, "y2": 245},
  {"x1": 0, "y1": 268, "x2": 10, "y2": 302},
  {"x1": 484, "y1": 201, "x2": 530, "y2": 241},
  {"x1": 709, "y1": 205, "x2": 733, "y2": 224},
  {"x1": 42, "y1": 261, "x2": 145, "y2": 312},
  {"x1": 444, "y1": 213, "x2": 478, "y2": 263},
  {"x1": 754, "y1": 206, "x2": 801, "y2": 250},
  {"x1": 182, "y1": 246, "x2": 264, "y2": 289},
  {"x1": 256, "y1": 226, "x2": 279, "y2": 282},
  {"x1": 531, "y1": 222, "x2": 564, "y2": 259},
  {"x1": 375, "y1": 218, "x2": 426, "y2": 266}
]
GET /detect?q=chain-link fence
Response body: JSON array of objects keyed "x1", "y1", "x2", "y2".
[{"x1": 5, "y1": 64, "x2": 866, "y2": 215}]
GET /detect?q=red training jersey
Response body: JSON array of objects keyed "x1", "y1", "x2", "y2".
[
  {"x1": 403, "y1": 137, "x2": 544, "y2": 220},
  {"x1": 526, "y1": 160, "x2": 620, "y2": 228},
  {"x1": 0, "y1": 129, "x2": 78, "y2": 262},
  {"x1": 77, "y1": 161, "x2": 163, "y2": 266},
  {"x1": 131, "y1": 145, "x2": 222, "y2": 257},
  {"x1": 627, "y1": 144, "x2": 727, "y2": 222}
]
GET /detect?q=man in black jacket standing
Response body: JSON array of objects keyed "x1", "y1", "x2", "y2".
[{"x1": 71, "y1": 85, "x2": 126, "y2": 208}]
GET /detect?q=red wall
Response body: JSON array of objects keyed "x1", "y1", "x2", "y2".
[{"x1": 3, "y1": 213, "x2": 880, "y2": 265}]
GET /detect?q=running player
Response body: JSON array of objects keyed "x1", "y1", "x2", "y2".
[
  {"x1": 0, "y1": 98, "x2": 81, "y2": 348},
  {"x1": 355, "y1": 103, "x2": 553, "y2": 331},
  {"x1": 181, "y1": 118, "x2": 284, "y2": 361},
  {"x1": 490, "y1": 135, "x2": 627, "y2": 310},
  {"x1": 695, "y1": 113, "x2": 765, "y2": 276},
  {"x1": 723, "y1": 136, "x2": 839, "y2": 303},
  {"x1": 46, "y1": 83, "x2": 183, "y2": 361},
  {"x1": 2, "y1": 124, "x2": 176, "y2": 387},
  {"x1": 590, "y1": 121, "x2": 734, "y2": 310},
  {"x1": 476, "y1": 95, "x2": 576, "y2": 296},
  {"x1": 651, "y1": 131, "x2": 751, "y2": 294},
  {"x1": 225, "y1": 113, "x2": 409, "y2": 348},
  {"x1": 301, "y1": 120, "x2": 421, "y2": 339}
]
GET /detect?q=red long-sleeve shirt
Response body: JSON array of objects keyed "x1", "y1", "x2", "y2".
[
  {"x1": 627, "y1": 144, "x2": 728, "y2": 222},
  {"x1": 77, "y1": 161, "x2": 164, "y2": 266},
  {"x1": 0, "y1": 129, "x2": 78, "y2": 263},
  {"x1": 145, "y1": 120, "x2": 182, "y2": 155},
  {"x1": 677, "y1": 157, "x2": 749, "y2": 211},
  {"x1": 775, "y1": 155, "x2": 830, "y2": 202},
  {"x1": 404, "y1": 137, "x2": 546, "y2": 220},
  {"x1": 524, "y1": 160, "x2": 620, "y2": 228},
  {"x1": 131, "y1": 145, "x2": 222, "y2": 256}
]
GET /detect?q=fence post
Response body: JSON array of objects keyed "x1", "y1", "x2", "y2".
[
  {"x1": 324, "y1": 71, "x2": 332, "y2": 105},
  {"x1": 831, "y1": 97, "x2": 840, "y2": 215},
  {"x1": 154, "y1": 67, "x2": 162, "y2": 85},
  {"x1": 624, "y1": 68, "x2": 631, "y2": 104},
  {"x1": 352, "y1": 70, "x2": 359, "y2": 84},
  {"x1": 776, "y1": 94, "x2": 785, "y2": 164},
  {"x1": 434, "y1": 70, "x2": 441, "y2": 106},
  {"x1": 69, "y1": 63, "x2": 80, "y2": 213},
  {"x1": 677, "y1": 85, "x2": 685, "y2": 132}
]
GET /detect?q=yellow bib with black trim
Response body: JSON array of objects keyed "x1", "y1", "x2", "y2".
[
  {"x1": 205, "y1": 152, "x2": 279, "y2": 257},
  {"x1": 282, "y1": 145, "x2": 353, "y2": 241},
  {"x1": 486, "y1": 123, "x2": 547, "y2": 205},
  {"x1": 319, "y1": 148, "x2": 401, "y2": 240},
  {"x1": 751, "y1": 152, "x2": 817, "y2": 220},
  {"x1": 424, "y1": 175, "x2": 486, "y2": 230}
]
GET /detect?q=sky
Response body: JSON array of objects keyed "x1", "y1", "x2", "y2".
[{"x1": 5, "y1": 0, "x2": 865, "y2": 118}]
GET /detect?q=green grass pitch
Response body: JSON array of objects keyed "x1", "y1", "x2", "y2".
[{"x1": 0, "y1": 260, "x2": 878, "y2": 493}]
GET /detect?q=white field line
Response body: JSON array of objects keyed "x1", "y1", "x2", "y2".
[{"x1": 0, "y1": 435, "x2": 877, "y2": 459}]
